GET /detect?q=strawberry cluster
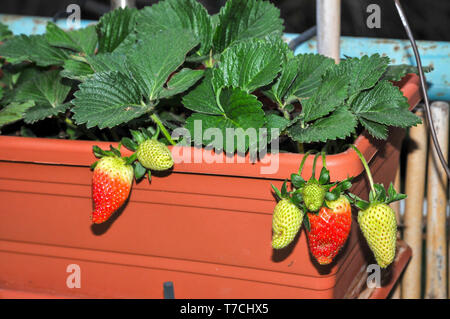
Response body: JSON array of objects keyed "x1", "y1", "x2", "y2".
[
  {"x1": 271, "y1": 152, "x2": 353, "y2": 264},
  {"x1": 270, "y1": 146, "x2": 405, "y2": 269},
  {"x1": 90, "y1": 126, "x2": 174, "y2": 224}
]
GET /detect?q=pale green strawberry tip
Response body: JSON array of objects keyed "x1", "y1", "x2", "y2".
[
  {"x1": 136, "y1": 139, "x2": 174, "y2": 171},
  {"x1": 272, "y1": 199, "x2": 303, "y2": 249},
  {"x1": 358, "y1": 203, "x2": 397, "y2": 268},
  {"x1": 96, "y1": 156, "x2": 134, "y2": 184}
]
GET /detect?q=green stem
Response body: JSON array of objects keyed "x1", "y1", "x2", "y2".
[
  {"x1": 297, "y1": 142, "x2": 304, "y2": 154},
  {"x1": 322, "y1": 151, "x2": 326, "y2": 169},
  {"x1": 298, "y1": 150, "x2": 312, "y2": 175},
  {"x1": 152, "y1": 125, "x2": 161, "y2": 140},
  {"x1": 311, "y1": 152, "x2": 320, "y2": 179},
  {"x1": 351, "y1": 144, "x2": 375, "y2": 194},
  {"x1": 150, "y1": 113, "x2": 176, "y2": 146}
]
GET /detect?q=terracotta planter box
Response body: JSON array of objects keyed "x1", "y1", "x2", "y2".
[{"x1": 0, "y1": 74, "x2": 420, "y2": 299}]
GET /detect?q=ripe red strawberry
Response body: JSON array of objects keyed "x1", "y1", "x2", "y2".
[
  {"x1": 91, "y1": 147, "x2": 134, "y2": 224},
  {"x1": 306, "y1": 195, "x2": 352, "y2": 265}
]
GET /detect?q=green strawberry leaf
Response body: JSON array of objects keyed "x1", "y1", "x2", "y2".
[
  {"x1": 350, "y1": 80, "x2": 422, "y2": 139},
  {"x1": 288, "y1": 107, "x2": 357, "y2": 143},
  {"x1": 212, "y1": 38, "x2": 285, "y2": 93},
  {"x1": 336, "y1": 54, "x2": 390, "y2": 100},
  {"x1": 46, "y1": 22, "x2": 98, "y2": 55},
  {"x1": 13, "y1": 70, "x2": 72, "y2": 123},
  {"x1": 182, "y1": 69, "x2": 221, "y2": 115},
  {"x1": 24, "y1": 103, "x2": 71, "y2": 124},
  {"x1": 266, "y1": 53, "x2": 335, "y2": 107},
  {"x1": 382, "y1": 64, "x2": 434, "y2": 82},
  {"x1": 213, "y1": 0, "x2": 283, "y2": 53},
  {"x1": 264, "y1": 113, "x2": 290, "y2": 142},
  {"x1": 86, "y1": 52, "x2": 128, "y2": 74},
  {"x1": 134, "y1": 161, "x2": 147, "y2": 181},
  {"x1": 184, "y1": 87, "x2": 265, "y2": 153},
  {"x1": 60, "y1": 59, "x2": 94, "y2": 81},
  {"x1": 159, "y1": 68, "x2": 205, "y2": 99},
  {"x1": 97, "y1": 7, "x2": 138, "y2": 53},
  {"x1": 300, "y1": 69, "x2": 349, "y2": 122},
  {"x1": 358, "y1": 117, "x2": 388, "y2": 139},
  {"x1": 0, "y1": 101, "x2": 34, "y2": 128},
  {"x1": 136, "y1": 0, "x2": 213, "y2": 56},
  {"x1": 125, "y1": 29, "x2": 199, "y2": 101},
  {"x1": 0, "y1": 34, "x2": 69, "y2": 66},
  {"x1": 72, "y1": 71, "x2": 148, "y2": 129},
  {"x1": 0, "y1": 22, "x2": 12, "y2": 41}
]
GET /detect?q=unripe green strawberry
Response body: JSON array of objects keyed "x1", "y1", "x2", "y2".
[
  {"x1": 137, "y1": 139, "x2": 173, "y2": 171},
  {"x1": 92, "y1": 156, "x2": 134, "y2": 224},
  {"x1": 272, "y1": 199, "x2": 303, "y2": 249},
  {"x1": 358, "y1": 203, "x2": 397, "y2": 268},
  {"x1": 302, "y1": 179, "x2": 325, "y2": 212}
]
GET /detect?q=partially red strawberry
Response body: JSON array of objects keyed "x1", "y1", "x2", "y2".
[
  {"x1": 91, "y1": 146, "x2": 135, "y2": 224},
  {"x1": 305, "y1": 195, "x2": 352, "y2": 265}
]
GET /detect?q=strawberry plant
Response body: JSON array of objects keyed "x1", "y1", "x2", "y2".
[
  {"x1": 0, "y1": 0, "x2": 426, "y2": 151},
  {"x1": 0, "y1": 0, "x2": 426, "y2": 230}
]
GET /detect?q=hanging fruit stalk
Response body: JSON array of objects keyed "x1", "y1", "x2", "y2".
[{"x1": 349, "y1": 145, "x2": 406, "y2": 268}]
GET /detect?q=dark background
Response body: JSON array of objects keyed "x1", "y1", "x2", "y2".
[{"x1": 0, "y1": 0, "x2": 449, "y2": 41}]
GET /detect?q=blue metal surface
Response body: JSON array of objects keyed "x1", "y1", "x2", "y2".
[
  {"x1": 0, "y1": 14, "x2": 448, "y2": 100},
  {"x1": 0, "y1": 14, "x2": 94, "y2": 35}
]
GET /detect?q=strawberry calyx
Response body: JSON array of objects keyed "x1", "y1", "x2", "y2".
[{"x1": 91, "y1": 144, "x2": 137, "y2": 170}]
